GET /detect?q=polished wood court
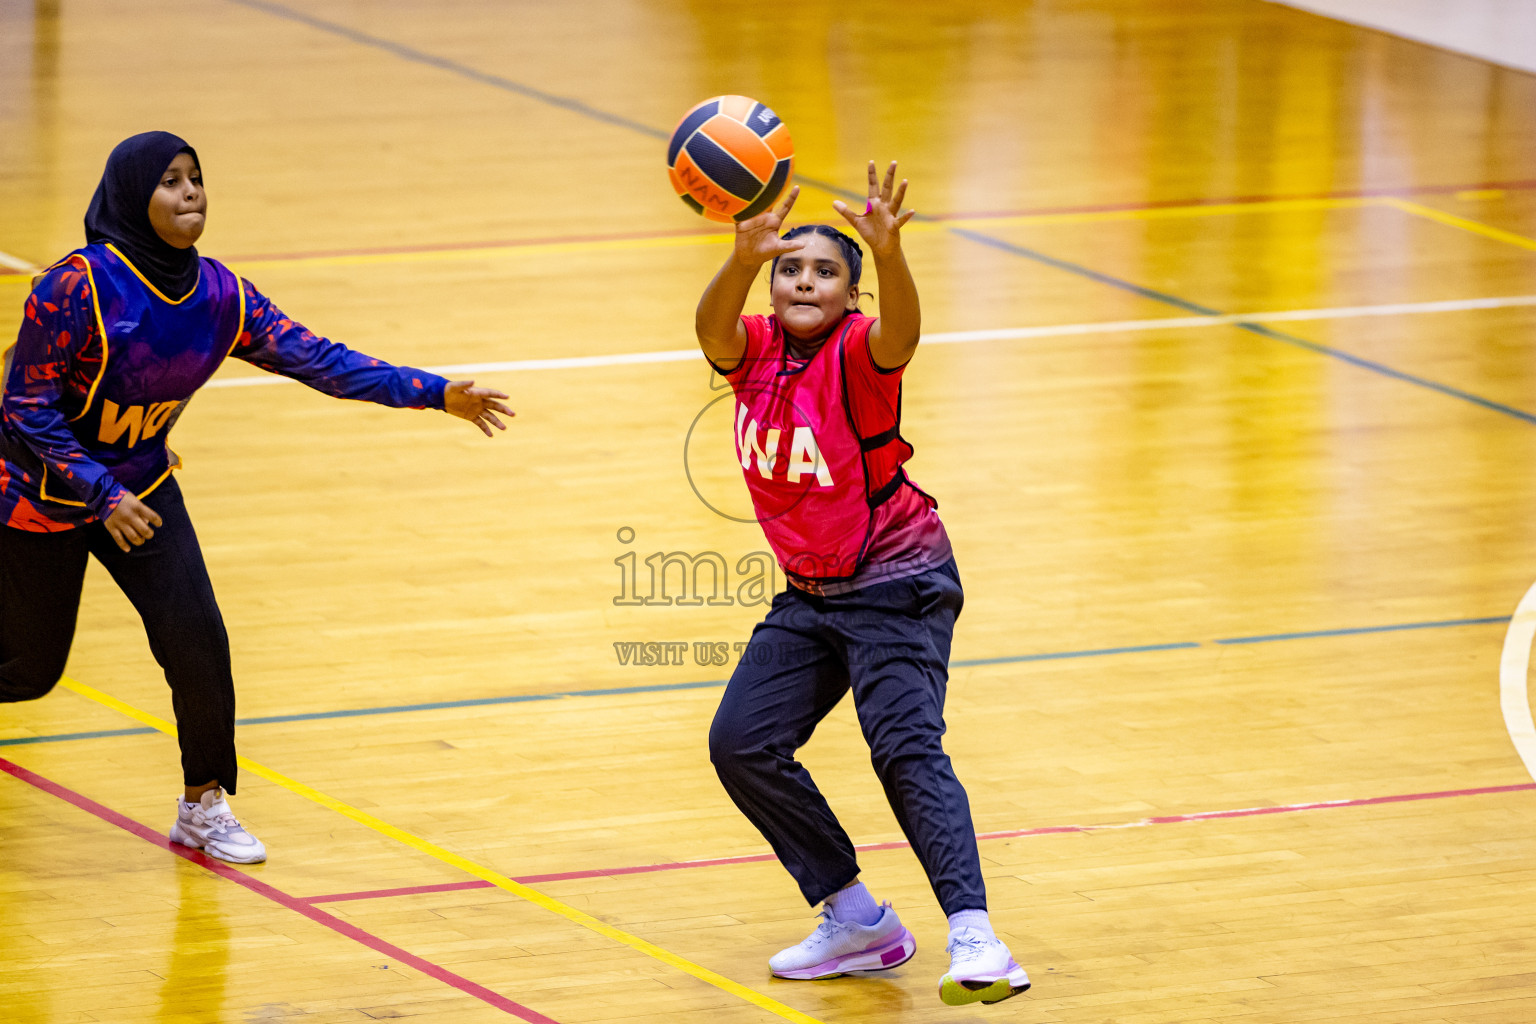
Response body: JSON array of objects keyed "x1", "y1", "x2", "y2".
[{"x1": 4, "y1": 1, "x2": 1536, "y2": 1021}]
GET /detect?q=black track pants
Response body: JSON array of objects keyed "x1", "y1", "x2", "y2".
[
  {"x1": 0, "y1": 477, "x2": 238, "y2": 792},
  {"x1": 709, "y1": 560, "x2": 985, "y2": 916}
]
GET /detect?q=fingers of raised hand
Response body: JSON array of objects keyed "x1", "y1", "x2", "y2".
[
  {"x1": 736, "y1": 209, "x2": 774, "y2": 234},
  {"x1": 866, "y1": 160, "x2": 879, "y2": 198},
  {"x1": 777, "y1": 185, "x2": 800, "y2": 218},
  {"x1": 882, "y1": 161, "x2": 899, "y2": 203},
  {"x1": 741, "y1": 186, "x2": 798, "y2": 231},
  {"x1": 891, "y1": 178, "x2": 909, "y2": 211},
  {"x1": 831, "y1": 199, "x2": 862, "y2": 227}
]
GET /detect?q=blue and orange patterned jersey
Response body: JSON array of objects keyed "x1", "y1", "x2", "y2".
[{"x1": 0, "y1": 247, "x2": 448, "y2": 532}]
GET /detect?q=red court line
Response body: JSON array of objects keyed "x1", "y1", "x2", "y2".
[
  {"x1": 1136, "y1": 781, "x2": 1536, "y2": 824},
  {"x1": 300, "y1": 854, "x2": 783, "y2": 904},
  {"x1": 300, "y1": 781, "x2": 1536, "y2": 905},
  {"x1": 218, "y1": 225, "x2": 728, "y2": 264},
  {"x1": 0, "y1": 756, "x2": 560, "y2": 1024},
  {"x1": 122, "y1": 177, "x2": 1536, "y2": 270},
  {"x1": 305, "y1": 879, "x2": 502, "y2": 904}
]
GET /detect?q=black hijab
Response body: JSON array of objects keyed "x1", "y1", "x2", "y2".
[{"x1": 84, "y1": 131, "x2": 202, "y2": 298}]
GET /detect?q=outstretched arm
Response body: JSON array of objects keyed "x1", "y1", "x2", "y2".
[
  {"x1": 443, "y1": 380, "x2": 515, "y2": 437},
  {"x1": 696, "y1": 186, "x2": 804, "y2": 372},
  {"x1": 833, "y1": 161, "x2": 919, "y2": 370},
  {"x1": 233, "y1": 280, "x2": 514, "y2": 436}
]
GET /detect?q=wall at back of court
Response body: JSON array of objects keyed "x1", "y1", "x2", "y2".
[{"x1": 1270, "y1": 0, "x2": 1536, "y2": 74}]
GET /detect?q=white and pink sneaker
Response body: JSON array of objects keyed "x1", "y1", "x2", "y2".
[
  {"x1": 768, "y1": 904, "x2": 916, "y2": 980},
  {"x1": 168, "y1": 788, "x2": 266, "y2": 864},
  {"x1": 939, "y1": 927, "x2": 1031, "y2": 1005}
]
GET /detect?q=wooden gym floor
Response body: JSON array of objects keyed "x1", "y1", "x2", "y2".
[{"x1": 3, "y1": 1, "x2": 1536, "y2": 1021}]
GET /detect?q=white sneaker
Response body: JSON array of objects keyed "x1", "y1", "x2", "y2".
[
  {"x1": 168, "y1": 788, "x2": 266, "y2": 864},
  {"x1": 939, "y1": 927, "x2": 1031, "y2": 1005},
  {"x1": 768, "y1": 904, "x2": 916, "y2": 980}
]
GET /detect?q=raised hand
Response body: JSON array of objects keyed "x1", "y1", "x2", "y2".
[
  {"x1": 732, "y1": 185, "x2": 805, "y2": 268},
  {"x1": 833, "y1": 161, "x2": 915, "y2": 257},
  {"x1": 444, "y1": 381, "x2": 516, "y2": 437}
]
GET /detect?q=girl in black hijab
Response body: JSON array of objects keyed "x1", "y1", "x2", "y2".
[
  {"x1": 0, "y1": 131, "x2": 516, "y2": 863},
  {"x1": 84, "y1": 131, "x2": 204, "y2": 299}
]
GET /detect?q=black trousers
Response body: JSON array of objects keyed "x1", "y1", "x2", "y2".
[
  {"x1": 709, "y1": 559, "x2": 986, "y2": 917},
  {"x1": 0, "y1": 477, "x2": 239, "y2": 792}
]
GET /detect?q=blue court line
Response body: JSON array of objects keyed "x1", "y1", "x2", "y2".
[
  {"x1": 235, "y1": 678, "x2": 731, "y2": 725},
  {"x1": 1229, "y1": 322, "x2": 1536, "y2": 425},
  {"x1": 223, "y1": 0, "x2": 669, "y2": 141},
  {"x1": 221, "y1": 0, "x2": 869, "y2": 206},
  {"x1": 945, "y1": 228, "x2": 1223, "y2": 316},
  {"x1": 0, "y1": 681, "x2": 733, "y2": 747},
  {"x1": 950, "y1": 642, "x2": 1202, "y2": 667},
  {"x1": 1, "y1": 614, "x2": 1510, "y2": 748},
  {"x1": 1214, "y1": 615, "x2": 1511, "y2": 645},
  {"x1": 225, "y1": 0, "x2": 1536, "y2": 429},
  {"x1": 0, "y1": 726, "x2": 158, "y2": 747}
]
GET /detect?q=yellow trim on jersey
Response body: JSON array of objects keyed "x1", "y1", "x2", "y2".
[
  {"x1": 224, "y1": 269, "x2": 247, "y2": 358},
  {"x1": 134, "y1": 453, "x2": 182, "y2": 499},
  {"x1": 27, "y1": 248, "x2": 211, "y2": 512},
  {"x1": 39, "y1": 448, "x2": 181, "y2": 510},
  {"x1": 38, "y1": 462, "x2": 89, "y2": 507},
  {"x1": 103, "y1": 242, "x2": 200, "y2": 304},
  {"x1": 65, "y1": 254, "x2": 113, "y2": 423}
]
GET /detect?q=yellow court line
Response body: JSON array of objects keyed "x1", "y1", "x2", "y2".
[
  {"x1": 940, "y1": 196, "x2": 1382, "y2": 230},
  {"x1": 57, "y1": 676, "x2": 828, "y2": 1024},
  {"x1": 761, "y1": 179, "x2": 1382, "y2": 231},
  {"x1": 1380, "y1": 197, "x2": 1536, "y2": 252}
]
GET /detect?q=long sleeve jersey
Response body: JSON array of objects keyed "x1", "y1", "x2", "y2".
[{"x1": 0, "y1": 260, "x2": 448, "y2": 531}]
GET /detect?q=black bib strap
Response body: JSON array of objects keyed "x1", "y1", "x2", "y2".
[
  {"x1": 859, "y1": 424, "x2": 901, "y2": 452},
  {"x1": 868, "y1": 470, "x2": 905, "y2": 509}
]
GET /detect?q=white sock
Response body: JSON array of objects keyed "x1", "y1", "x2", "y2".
[
  {"x1": 947, "y1": 908, "x2": 995, "y2": 940},
  {"x1": 825, "y1": 882, "x2": 882, "y2": 926}
]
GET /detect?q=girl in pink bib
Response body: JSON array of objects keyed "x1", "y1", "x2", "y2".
[{"x1": 697, "y1": 163, "x2": 1030, "y2": 1006}]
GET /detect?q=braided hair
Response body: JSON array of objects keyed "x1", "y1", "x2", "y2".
[{"x1": 771, "y1": 224, "x2": 865, "y2": 291}]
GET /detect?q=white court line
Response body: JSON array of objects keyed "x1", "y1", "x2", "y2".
[
  {"x1": 1499, "y1": 581, "x2": 1536, "y2": 783},
  {"x1": 0, "y1": 249, "x2": 38, "y2": 274},
  {"x1": 201, "y1": 293, "x2": 1536, "y2": 389}
]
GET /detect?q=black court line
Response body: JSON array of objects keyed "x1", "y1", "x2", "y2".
[
  {"x1": 224, "y1": 0, "x2": 668, "y2": 139},
  {"x1": 223, "y1": 0, "x2": 1536, "y2": 429}
]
